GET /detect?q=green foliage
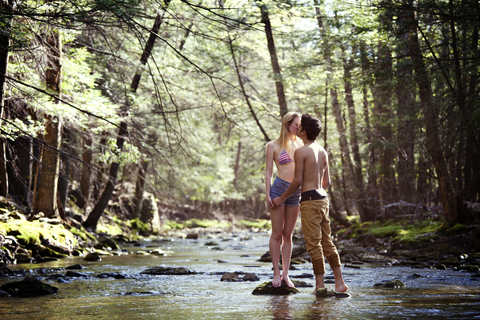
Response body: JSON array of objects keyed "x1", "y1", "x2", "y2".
[{"x1": 163, "y1": 220, "x2": 185, "y2": 230}]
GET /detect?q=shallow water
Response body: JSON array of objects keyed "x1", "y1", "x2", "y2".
[{"x1": 1, "y1": 231, "x2": 479, "y2": 319}]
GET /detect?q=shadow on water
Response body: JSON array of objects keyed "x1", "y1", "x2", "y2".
[{"x1": 0, "y1": 232, "x2": 479, "y2": 319}]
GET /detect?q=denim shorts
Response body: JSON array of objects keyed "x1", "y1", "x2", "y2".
[{"x1": 270, "y1": 177, "x2": 301, "y2": 207}]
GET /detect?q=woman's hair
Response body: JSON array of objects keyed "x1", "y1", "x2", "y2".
[{"x1": 273, "y1": 111, "x2": 301, "y2": 153}]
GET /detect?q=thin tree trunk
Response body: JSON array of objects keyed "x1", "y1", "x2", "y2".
[
  {"x1": 360, "y1": 42, "x2": 377, "y2": 208},
  {"x1": 86, "y1": 5, "x2": 169, "y2": 229},
  {"x1": 233, "y1": 141, "x2": 242, "y2": 187},
  {"x1": 257, "y1": 0, "x2": 288, "y2": 117},
  {"x1": 36, "y1": 25, "x2": 62, "y2": 218},
  {"x1": 77, "y1": 134, "x2": 93, "y2": 209},
  {"x1": 133, "y1": 158, "x2": 149, "y2": 218},
  {"x1": 396, "y1": 10, "x2": 416, "y2": 204},
  {"x1": 0, "y1": 0, "x2": 13, "y2": 197},
  {"x1": 373, "y1": 42, "x2": 395, "y2": 204},
  {"x1": 342, "y1": 46, "x2": 369, "y2": 217}
]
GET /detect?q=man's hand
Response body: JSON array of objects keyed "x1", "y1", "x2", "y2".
[{"x1": 272, "y1": 196, "x2": 284, "y2": 207}]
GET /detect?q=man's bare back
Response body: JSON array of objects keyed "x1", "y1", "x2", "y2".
[{"x1": 292, "y1": 141, "x2": 330, "y2": 196}]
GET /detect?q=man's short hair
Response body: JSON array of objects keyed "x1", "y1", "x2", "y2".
[{"x1": 301, "y1": 114, "x2": 322, "y2": 141}]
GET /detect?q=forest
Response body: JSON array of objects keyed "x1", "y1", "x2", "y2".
[{"x1": 0, "y1": 0, "x2": 479, "y2": 231}]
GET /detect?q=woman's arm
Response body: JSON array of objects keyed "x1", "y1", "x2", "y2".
[{"x1": 265, "y1": 142, "x2": 275, "y2": 209}]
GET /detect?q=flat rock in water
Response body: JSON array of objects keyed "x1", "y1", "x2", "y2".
[
  {"x1": 141, "y1": 266, "x2": 196, "y2": 275},
  {"x1": 292, "y1": 280, "x2": 313, "y2": 288},
  {"x1": 252, "y1": 281, "x2": 300, "y2": 295},
  {"x1": 315, "y1": 288, "x2": 350, "y2": 298},
  {"x1": 242, "y1": 273, "x2": 259, "y2": 281},
  {"x1": 1, "y1": 277, "x2": 58, "y2": 297},
  {"x1": 221, "y1": 272, "x2": 240, "y2": 281},
  {"x1": 374, "y1": 280, "x2": 406, "y2": 288}
]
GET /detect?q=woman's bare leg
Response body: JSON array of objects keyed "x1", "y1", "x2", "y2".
[
  {"x1": 270, "y1": 205, "x2": 286, "y2": 287},
  {"x1": 280, "y1": 206, "x2": 299, "y2": 288}
]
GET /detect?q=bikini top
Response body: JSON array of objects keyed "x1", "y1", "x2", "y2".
[{"x1": 278, "y1": 150, "x2": 294, "y2": 165}]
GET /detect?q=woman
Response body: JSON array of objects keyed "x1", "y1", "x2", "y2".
[{"x1": 265, "y1": 111, "x2": 302, "y2": 288}]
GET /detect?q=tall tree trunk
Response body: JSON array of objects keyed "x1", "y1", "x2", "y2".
[
  {"x1": 0, "y1": 0, "x2": 13, "y2": 197},
  {"x1": 35, "y1": 25, "x2": 62, "y2": 218},
  {"x1": 257, "y1": 0, "x2": 288, "y2": 117},
  {"x1": 396, "y1": 10, "x2": 416, "y2": 204},
  {"x1": 233, "y1": 141, "x2": 242, "y2": 187},
  {"x1": 84, "y1": 121, "x2": 128, "y2": 229},
  {"x1": 373, "y1": 42, "x2": 395, "y2": 205},
  {"x1": 360, "y1": 42, "x2": 378, "y2": 209},
  {"x1": 342, "y1": 46, "x2": 369, "y2": 217},
  {"x1": 404, "y1": 2, "x2": 466, "y2": 224}
]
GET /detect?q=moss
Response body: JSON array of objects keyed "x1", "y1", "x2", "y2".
[
  {"x1": 97, "y1": 221, "x2": 124, "y2": 236},
  {"x1": 1, "y1": 220, "x2": 77, "y2": 248},
  {"x1": 164, "y1": 220, "x2": 184, "y2": 230},
  {"x1": 238, "y1": 219, "x2": 271, "y2": 229},
  {"x1": 130, "y1": 218, "x2": 150, "y2": 233},
  {"x1": 70, "y1": 227, "x2": 96, "y2": 242}
]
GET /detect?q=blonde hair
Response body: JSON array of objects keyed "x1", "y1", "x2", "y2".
[{"x1": 273, "y1": 111, "x2": 301, "y2": 154}]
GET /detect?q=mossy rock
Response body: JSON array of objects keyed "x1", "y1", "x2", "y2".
[
  {"x1": 252, "y1": 281, "x2": 300, "y2": 295},
  {"x1": 315, "y1": 288, "x2": 350, "y2": 298},
  {"x1": 141, "y1": 266, "x2": 196, "y2": 275},
  {"x1": 1, "y1": 277, "x2": 58, "y2": 297}
]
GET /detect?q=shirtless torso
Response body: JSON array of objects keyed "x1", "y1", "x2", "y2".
[{"x1": 291, "y1": 141, "x2": 330, "y2": 195}]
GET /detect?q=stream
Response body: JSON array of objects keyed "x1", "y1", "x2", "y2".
[{"x1": 0, "y1": 230, "x2": 479, "y2": 319}]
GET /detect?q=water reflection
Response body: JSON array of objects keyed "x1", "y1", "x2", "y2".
[{"x1": 269, "y1": 296, "x2": 294, "y2": 320}]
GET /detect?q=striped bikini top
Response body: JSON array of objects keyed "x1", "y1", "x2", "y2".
[{"x1": 278, "y1": 150, "x2": 294, "y2": 165}]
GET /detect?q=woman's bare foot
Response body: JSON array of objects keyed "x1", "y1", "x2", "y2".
[
  {"x1": 335, "y1": 282, "x2": 349, "y2": 293},
  {"x1": 272, "y1": 274, "x2": 282, "y2": 287},
  {"x1": 281, "y1": 275, "x2": 295, "y2": 288}
]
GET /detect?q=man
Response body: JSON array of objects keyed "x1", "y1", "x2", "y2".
[{"x1": 272, "y1": 113, "x2": 348, "y2": 293}]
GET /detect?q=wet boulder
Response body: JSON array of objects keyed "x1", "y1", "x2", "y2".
[
  {"x1": 97, "y1": 235, "x2": 119, "y2": 250},
  {"x1": 315, "y1": 288, "x2": 350, "y2": 298},
  {"x1": 1, "y1": 277, "x2": 58, "y2": 297},
  {"x1": 141, "y1": 266, "x2": 196, "y2": 275},
  {"x1": 292, "y1": 280, "x2": 313, "y2": 288},
  {"x1": 252, "y1": 281, "x2": 300, "y2": 295},
  {"x1": 84, "y1": 252, "x2": 101, "y2": 261},
  {"x1": 221, "y1": 272, "x2": 240, "y2": 282},
  {"x1": 242, "y1": 273, "x2": 259, "y2": 282}
]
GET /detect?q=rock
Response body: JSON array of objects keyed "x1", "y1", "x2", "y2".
[
  {"x1": 140, "y1": 192, "x2": 162, "y2": 233},
  {"x1": 186, "y1": 234, "x2": 198, "y2": 240},
  {"x1": 141, "y1": 266, "x2": 196, "y2": 275},
  {"x1": 84, "y1": 252, "x2": 101, "y2": 261},
  {"x1": 0, "y1": 290, "x2": 10, "y2": 297},
  {"x1": 0, "y1": 265, "x2": 14, "y2": 276},
  {"x1": 457, "y1": 265, "x2": 480, "y2": 272},
  {"x1": 1, "y1": 277, "x2": 58, "y2": 297},
  {"x1": 205, "y1": 241, "x2": 219, "y2": 246},
  {"x1": 66, "y1": 264, "x2": 84, "y2": 270},
  {"x1": 291, "y1": 257, "x2": 308, "y2": 264},
  {"x1": 221, "y1": 272, "x2": 240, "y2": 282},
  {"x1": 374, "y1": 280, "x2": 406, "y2": 288},
  {"x1": 217, "y1": 260, "x2": 228, "y2": 263},
  {"x1": 242, "y1": 273, "x2": 259, "y2": 281},
  {"x1": 16, "y1": 253, "x2": 32, "y2": 263},
  {"x1": 344, "y1": 263, "x2": 361, "y2": 269},
  {"x1": 292, "y1": 280, "x2": 313, "y2": 288},
  {"x1": 66, "y1": 271, "x2": 89, "y2": 277},
  {"x1": 434, "y1": 263, "x2": 447, "y2": 270},
  {"x1": 292, "y1": 273, "x2": 314, "y2": 279},
  {"x1": 97, "y1": 236, "x2": 119, "y2": 250},
  {"x1": 252, "y1": 281, "x2": 300, "y2": 295}
]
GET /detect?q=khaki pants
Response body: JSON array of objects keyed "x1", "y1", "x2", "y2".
[{"x1": 300, "y1": 198, "x2": 341, "y2": 275}]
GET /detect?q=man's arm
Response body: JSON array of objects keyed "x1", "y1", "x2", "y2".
[{"x1": 272, "y1": 149, "x2": 304, "y2": 207}]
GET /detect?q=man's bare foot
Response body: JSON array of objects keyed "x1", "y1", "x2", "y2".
[
  {"x1": 311, "y1": 287, "x2": 325, "y2": 295},
  {"x1": 335, "y1": 282, "x2": 348, "y2": 293},
  {"x1": 272, "y1": 274, "x2": 282, "y2": 287},
  {"x1": 281, "y1": 275, "x2": 295, "y2": 288}
]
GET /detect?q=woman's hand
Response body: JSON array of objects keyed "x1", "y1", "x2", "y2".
[{"x1": 267, "y1": 196, "x2": 275, "y2": 209}]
